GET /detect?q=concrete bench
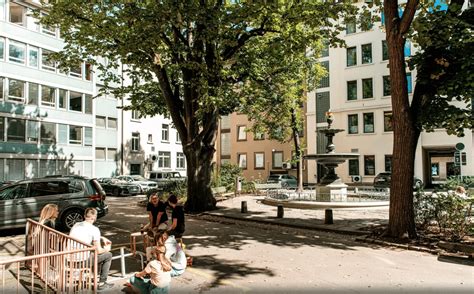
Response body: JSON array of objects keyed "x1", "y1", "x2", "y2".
[
  {"x1": 212, "y1": 186, "x2": 227, "y2": 195},
  {"x1": 254, "y1": 183, "x2": 282, "y2": 195}
]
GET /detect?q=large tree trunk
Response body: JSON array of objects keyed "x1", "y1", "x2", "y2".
[{"x1": 183, "y1": 142, "x2": 217, "y2": 213}]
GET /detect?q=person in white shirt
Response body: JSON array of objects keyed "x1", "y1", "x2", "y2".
[{"x1": 69, "y1": 208, "x2": 113, "y2": 291}]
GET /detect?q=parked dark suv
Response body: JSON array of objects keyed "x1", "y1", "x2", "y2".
[{"x1": 0, "y1": 176, "x2": 108, "y2": 231}]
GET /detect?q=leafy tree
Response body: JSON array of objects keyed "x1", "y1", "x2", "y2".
[
  {"x1": 383, "y1": 0, "x2": 473, "y2": 238},
  {"x1": 40, "y1": 1, "x2": 353, "y2": 212}
]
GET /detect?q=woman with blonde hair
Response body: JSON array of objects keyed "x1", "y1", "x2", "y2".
[
  {"x1": 39, "y1": 204, "x2": 59, "y2": 229},
  {"x1": 128, "y1": 244, "x2": 172, "y2": 293}
]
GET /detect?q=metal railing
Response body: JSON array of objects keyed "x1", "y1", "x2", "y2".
[
  {"x1": 266, "y1": 187, "x2": 390, "y2": 202},
  {"x1": 0, "y1": 219, "x2": 97, "y2": 293}
]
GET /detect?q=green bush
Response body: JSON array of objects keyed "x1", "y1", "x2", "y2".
[
  {"x1": 145, "y1": 181, "x2": 187, "y2": 203},
  {"x1": 214, "y1": 163, "x2": 242, "y2": 191}
]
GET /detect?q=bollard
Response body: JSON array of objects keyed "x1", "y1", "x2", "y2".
[
  {"x1": 241, "y1": 201, "x2": 248, "y2": 213},
  {"x1": 325, "y1": 209, "x2": 333, "y2": 224},
  {"x1": 277, "y1": 205, "x2": 284, "y2": 218}
]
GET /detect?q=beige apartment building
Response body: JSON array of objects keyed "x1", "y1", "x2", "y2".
[{"x1": 216, "y1": 113, "x2": 307, "y2": 183}]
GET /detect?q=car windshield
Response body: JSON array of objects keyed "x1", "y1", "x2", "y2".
[
  {"x1": 268, "y1": 175, "x2": 280, "y2": 181},
  {"x1": 131, "y1": 175, "x2": 147, "y2": 181}
]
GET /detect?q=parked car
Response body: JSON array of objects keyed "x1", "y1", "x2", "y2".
[
  {"x1": 266, "y1": 174, "x2": 298, "y2": 188},
  {"x1": 373, "y1": 172, "x2": 424, "y2": 189},
  {"x1": 115, "y1": 175, "x2": 158, "y2": 193},
  {"x1": 148, "y1": 171, "x2": 187, "y2": 190},
  {"x1": 0, "y1": 176, "x2": 108, "y2": 231},
  {"x1": 97, "y1": 177, "x2": 141, "y2": 196}
]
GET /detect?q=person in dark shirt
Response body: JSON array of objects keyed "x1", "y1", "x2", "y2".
[
  {"x1": 147, "y1": 193, "x2": 168, "y2": 228},
  {"x1": 167, "y1": 194, "x2": 185, "y2": 240},
  {"x1": 39, "y1": 204, "x2": 58, "y2": 229}
]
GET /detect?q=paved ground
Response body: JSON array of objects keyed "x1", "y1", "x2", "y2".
[{"x1": 1, "y1": 194, "x2": 472, "y2": 293}]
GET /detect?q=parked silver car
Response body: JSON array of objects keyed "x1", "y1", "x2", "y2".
[
  {"x1": 115, "y1": 175, "x2": 158, "y2": 193},
  {"x1": 0, "y1": 176, "x2": 108, "y2": 231}
]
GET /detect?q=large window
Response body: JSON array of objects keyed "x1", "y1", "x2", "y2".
[
  {"x1": 383, "y1": 75, "x2": 391, "y2": 96},
  {"x1": 84, "y1": 127, "x2": 92, "y2": 146},
  {"x1": 220, "y1": 115, "x2": 230, "y2": 130},
  {"x1": 347, "y1": 80, "x2": 357, "y2": 101},
  {"x1": 364, "y1": 155, "x2": 375, "y2": 176},
  {"x1": 220, "y1": 133, "x2": 230, "y2": 156},
  {"x1": 41, "y1": 122, "x2": 56, "y2": 144},
  {"x1": 84, "y1": 95, "x2": 92, "y2": 114},
  {"x1": 348, "y1": 159, "x2": 359, "y2": 176},
  {"x1": 382, "y1": 40, "x2": 389, "y2": 61},
  {"x1": 107, "y1": 148, "x2": 117, "y2": 161},
  {"x1": 107, "y1": 117, "x2": 117, "y2": 129},
  {"x1": 28, "y1": 82, "x2": 38, "y2": 105},
  {"x1": 69, "y1": 125, "x2": 82, "y2": 145},
  {"x1": 237, "y1": 125, "x2": 247, "y2": 141},
  {"x1": 272, "y1": 151, "x2": 283, "y2": 169},
  {"x1": 69, "y1": 91, "x2": 82, "y2": 112},
  {"x1": 177, "y1": 152, "x2": 185, "y2": 169},
  {"x1": 348, "y1": 114, "x2": 358, "y2": 134},
  {"x1": 96, "y1": 116, "x2": 106, "y2": 128},
  {"x1": 346, "y1": 47, "x2": 357, "y2": 67},
  {"x1": 7, "y1": 118, "x2": 25, "y2": 142},
  {"x1": 8, "y1": 40, "x2": 25, "y2": 64},
  {"x1": 346, "y1": 21, "x2": 356, "y2": 34},
  {"x1": 161, "y1": 124, "x2": 169, "y2": 141},
  {"x1": 95, "y1": 148, "x2": 106, "y2": 160},
  {"x1": 363, "y1": 113, "x2": 374, "y2": 133},
  {"x1": 158, "y1": 151, "x2": 171, "y2": 168},
  {"x1": 28, "y1": 46, "x2": 39, "y2": 68},
  {"x1": 41, "y1": 85, "x2": 56, "y2": 107},
  {"x1": 362, "y1": 78, "x2": 373, "y2": 99},
  {"x1": 9, "y1": 2, "x2": 26, "y2": 26},
  {"x1": 26, "y1": 120, "x2": 38, "y2": 143},
  {"x1": 360, "y1": 12, "x2": 373, "y2": 31},
  {"x1": 361, "y1": 43, "x2": 372, "y2": 64},
  {"x1": 237, "y1": 153, "x2": 247, "y2": 169},
  {"x1": 318, "y1": 61, "x2": 330, "y2": 88},
  {"x1": 131, "y1": 132, "x2": 140, "y2": 151},
  {"x1": 254, "y1": 152, "x2": 265, "y2": 169},
  {"x1": 131, "y1": 110, "x2": 140, "y2": 120},
  {"x1": 8, "y1": 79, "x2": 25, "y2": 102},
  {"x1": 58, "y1": 89, "x2": 67, "y2": 109},
  {"x1": 70, "y1": 63, "x2": 82, "y2": 78},
  {"x1": 41, "y1": 49, "x2": 55, "y2": 71},
  {"x1": 384, "y1": 111, "x2": 393, "y2": 132}
]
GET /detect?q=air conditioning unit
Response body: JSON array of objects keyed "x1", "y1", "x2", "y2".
[
  {"x1": 148, "y1": 154, "x2": 157, "y2": 161},
  {"x1": 282, "y1": 162, "x2": 292, "y2": 169},
  {"x1": 352, "y1": 175, "x2": 362, "y2": 183}
]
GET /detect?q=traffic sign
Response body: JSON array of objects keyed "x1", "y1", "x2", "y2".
[
  {"x1": 454, "y1": 151, "x2": 461, "y2": 166},
  {"x1": 455, "y1": 142, "x2": 465, "y2": 151}
]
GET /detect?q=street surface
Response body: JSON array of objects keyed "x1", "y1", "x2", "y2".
[{"x1": 1, "y1": 195, "x2": 473, "y2": 293}]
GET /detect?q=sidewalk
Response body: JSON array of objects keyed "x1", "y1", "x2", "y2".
[{"x1": 203, "y1": 194, "x2": 389, "y2": 235}]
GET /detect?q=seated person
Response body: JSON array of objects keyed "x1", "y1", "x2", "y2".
[{"x1": 145, "y1": 230, "x2": 187, "y2": 277}]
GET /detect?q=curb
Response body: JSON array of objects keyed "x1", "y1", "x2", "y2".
[
  {"x1": 198, "y1": 212, "x2": 370, "y2": 236},
  {"x1": 355, "y1": 236, "x2": 441, "y2": 255}
]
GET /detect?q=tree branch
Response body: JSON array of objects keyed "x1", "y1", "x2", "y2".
[{"x1": 399, "y1": 0, "x2": 419, "y2": 35}]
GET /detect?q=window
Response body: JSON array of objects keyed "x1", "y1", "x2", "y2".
[
  {"x1": 107, "y1": 117, "x2": 117, "y2": 129},
  {"x1": 364, "y1": 155, "x2": 375, "y2": 176},
  {"x1": 28, "y1": 46, "x2": 39, "y2": 68},
  {"x1": 131, "y1": 110, "x2": 140, "y2": 120},
  {"x1": 385, "y1": 155, "x2": 392, "y2": 172},
  {"x1": 41, "y1": 21, "x2": 56, "y2": 37},
  {"x1": 40, "y1": 122, "x2": 56, "y2": 144},
  {"x1": 7, "y1": 118, "x2": 25, "y2": 142},
  {"x1": 107, "y1": 148, "x2": 117, "y2": 161},
  {"x1": 28, "y1": 82, "x2": 38, "y2": 105},
  {"x1": 176, "y1": 132, "x2": 181, "y2": 143},
  {"x1": 130, "y1": 164, "x2": 141, "y2": 175},
  {"x1": 431, "y1": 163, "x2": 439, "y2": 176},
  {"x1": 95, "y1": 148, "x2": 106, "y2": 160},
  {"x1": 84, "y1": 95, "x2": 92, "y2": 114},
  {"x1": 348, "y1": 114, "x2": 358, "y2": 134},
  {"x1": 363, "y1": 113, "x2": 374, "y2": 133},
  {"x1": 346, "y1": 21, "x2": 356, "y2": 34},
  {"x1": 254, "y1": 152, "x2": 264, "y2": 169},
  {"x1": 177, "y1": 152, "x2": 185, "y2": 169},
  {"x1": 69, "y1": 125, "x2": 82, "y2": 145},
  {"x1": 8, "y1": 40, "x2": 25, "y2": 64},
  {"x1": 58, "y1": 89, "x2": 67, "y2": 109},
  {"x1": 384, "y1": 111, "x2": 393, "y2": 132},
  {"x1": 237, "y1": 153, "x2": 247, "y2": 169},
  {"x1": 41, "y1": 85, "x2": 55, "y2": 107},
  {"x1": 131, "y1": 132, "x2": 140, "y2": 151},
  {"x1": 158, "y1": 151, "x2": 171, "y2": 168},
  {"x1": 272, "y1": 151, "x2": 283, "y2": 169},
  {"x1": 254, "y1": 132, "x2": 264, "y2": 140},
  {"x1": 321, "y1": 40, "x2": 329, "y2": 57},
  {"x1": 70, "y1": 63, "x2": 82, "y2": 78},
  {"x1": 57, "y1": 124, "x2": 67, "y2": 145},
  {"x1": 85, "y1": 63, "x2": 92, "y2": 81},
  {"x1": 316, "y1": 92, "x2": 330, "y2": 123},
  {"x1": 221, "y1": 133, "x2": 230, "y2": 156},
  {"x1": 84, "y1": 127, "x2": 92, "y2": 146},
  {"x1": 382, "y1": 40, "x2": 389, "y2": 61},
  {"x1": 318, "y1": 61, "x2": 330, "y2": 88},
  {"x1": 348, "y1": 159, "x2": 359, "y2": 176},
  {"x1": 347, "y1": 80, "x2": 357, "y2": 101},
  {"x1": 9, "y1": 2, "x2": 26, "y2": 26},
  {"x1": 147, "y1": 134, "x2": 153, "y2": 143},
  {"x1": 237, "y1": 125, "x2": 247, "y2": 141},
  {"x1": 96, "y1": 116, "x2": 106, "y2": 128},
  {"x1": 361, "y1": 78, "x2": 373, "y2": 99},
  {"x1": 346, "y1": 47, "x2": 357, "y2": 67},
  {"x1": 383, "y1": 75, "x2": 391, "y2": 96},
  {"x1": 69, "y1": 91, "x2": 82, "y2": 112},
  {"x1": 0, "y1": 38, "x2": 4, "y2": 60},
  {"x1": 406, "y1": 73, "x2": 412, "y2": 94},
  {"x1": 41, "y1": 49, "x2": 55, "y2": 71},
  {"x1": 8, "y1": 79, "x2": 26, "y2": 102},
  {"x1": 26, "y1": 120, "x2": 38, "y2": 143},
  {"x1": 161, "y1": 124, "x2": 169, "y2": 141},
  {"x1": 361, "y1": 43, "x2": 372, "y2": 64},
  {"x1": 220, "y1": 115, "x2": 230, "y2": 130}
]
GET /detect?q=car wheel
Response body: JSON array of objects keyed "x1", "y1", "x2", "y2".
[
  {"x1": 414, "y1": 181, "x2": 422, "y2": 190},
  {"x1": 61, "y1": 209, "x2": 84, "y2": 231},
  {"x1": 113, "y1": 187, "x2": 121, "y2": 196},
  {"x1": 281, "y1": 182, "x2": 289, "y2": 188}
]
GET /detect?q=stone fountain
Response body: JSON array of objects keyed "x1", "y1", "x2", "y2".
[{"x1": 304, "y1": 112, "x2": 359, "y2": 201}]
